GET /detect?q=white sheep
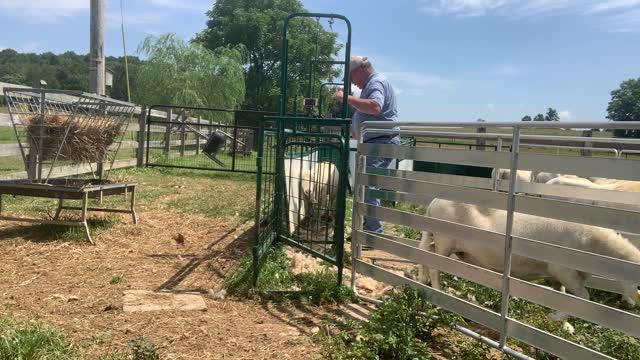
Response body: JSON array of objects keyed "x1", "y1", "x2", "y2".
[
  {"x1": 300, "y1": 161, "x2": 339, "y2": 226},
  {"x1": 418, "y1": 199, "x2": 640, "y2": 319}
]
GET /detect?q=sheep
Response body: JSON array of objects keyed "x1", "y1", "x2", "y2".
[
  {"x1": 494, "y1": 169, "x2": 533, "y2": 183},
  {"x1": 531, "y1": 171, "x2": 561, "y2": 184},
  {"x1": 300, "y1": 161, "x2": 340, "y2": 227},
  {"x1": 418, "y1": 199, "x2": 640, "y2": 320}
]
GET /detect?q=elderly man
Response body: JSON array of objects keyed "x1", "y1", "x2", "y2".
[{"x1": 335, "y1": 56, "x2": 399, "y2": 235}]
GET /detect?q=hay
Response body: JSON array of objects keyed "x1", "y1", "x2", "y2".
[{"x1": 26, "y1": 114, "x2": 124, "y2": 162}]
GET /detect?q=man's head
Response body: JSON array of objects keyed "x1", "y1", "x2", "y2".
[{"x1": 349, "y1": 56, "x2": 374, "y2": 89}]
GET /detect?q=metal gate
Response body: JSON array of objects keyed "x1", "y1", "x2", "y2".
[
  {"x1": 351, "y1": 120, "x2": 640, "y2": 360},
  {"x1": 145, "y1": 105, "x2": 276, "y2": 173},
  {"x1": 253, "y1": 117, "x2": 350, "y2": 285}
]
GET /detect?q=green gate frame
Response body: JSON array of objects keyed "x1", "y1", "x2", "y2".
[{"x1": 253, "y1": 13, "x2": 352, "y2": 287}]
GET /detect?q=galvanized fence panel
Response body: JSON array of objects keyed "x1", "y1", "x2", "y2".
[
  {"x1": 351, "y1": 121, "x2": 640, "y2": 359},
  {"x1": 145, "y1": 105, "x2": 276, "y2": 174}
]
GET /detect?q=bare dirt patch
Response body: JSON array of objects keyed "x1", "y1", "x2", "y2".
[{"x1": 0, "y1": 209, "x2": 334, "y2": 359}]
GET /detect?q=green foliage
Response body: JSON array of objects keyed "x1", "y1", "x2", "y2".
[
  {"x1": 34, "y1": 217, "x2": 120, "y2": 242},
  {"x1": 450, "y1": 339, "x2": 491, "y2": 360},
  {"x1": 128, "y1": 337, "x2": 160, "y2": 360},
  {"x1": 521, "y1": 115, "x2": 532, "y2": 121},
  {"x1": 0, "y1": 49, "x2": 141, "y2": 102},
  {"x1": 195, "y1": 0, "x2": 341, "y2": 111},
  {"x1": 438, "y1": 273, "x2": 640, "y2": 359},
  {"x1": 533, "y1": 113, "x2": 545, "y2": 122},
  {"x1": 0, "y1": 317, "x2": 78, "y2": 359},
  {"x1": 225, "y1": 245, "x2": 352, "y2": 304},
  {"x1": 321, "y1": 287, "x2": 462, "y2": 360},
  {"x1": 607, "y1": 77, "x2": 640, "y2": 138},
  {"x1": 545, "y1": 107, "x2": 560, "y2": 121},
  {"x1": 110, "y1": 275, "x2": 127, "y2": 285},
  {"x1": 137, "y1": 33, "x2": 245, "y2": 116}
]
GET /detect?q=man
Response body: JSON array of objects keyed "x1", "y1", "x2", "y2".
[{"x1": 335, "y1": 56, "x2": 399, "y2": 235}]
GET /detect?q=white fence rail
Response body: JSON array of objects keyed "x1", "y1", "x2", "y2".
[{"x1": 351, "y1": 121, "x2": 640, "y2": 359}]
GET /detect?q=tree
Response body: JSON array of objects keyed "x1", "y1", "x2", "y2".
[
  {"x1": 195, "y1": 0, "x2": 341, "y2": 111},
  {"x1": 521, "y1": 115, "x2": 532, "y2": 122},
  {"x1": 136, "y1": 33, "x2": 245, "y2": 118},
  {"x1": 545, "y1": 108, "x2": 559, "y2": 122},
  {"x1": 533, "y1": 114, "x2": 545, "y2": 122},
  {"x1": 607, "y1": 78, "x2": 640, "y2": 138}
]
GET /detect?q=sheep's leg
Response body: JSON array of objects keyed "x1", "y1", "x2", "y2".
[
  {"x1": 427, "y1": 235, "x2": 455, "y2": 291},
  {"x1": 620, "y1": 281, "x2": 640, "y2": 309},
  {"x1": 547, "y1": 266, "x2": 589, "y2": 322},
  {"x1": 418, "y1": 231, "x2": 433, "y2": 284}
]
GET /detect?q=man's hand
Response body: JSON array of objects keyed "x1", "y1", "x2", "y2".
[{"x1": 334, "y1": 89, "x2": 346, "y2": 102}]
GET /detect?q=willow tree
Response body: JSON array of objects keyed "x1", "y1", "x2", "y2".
[
  {"x1": 195, "y1": 0, "x2": 341, "y2": 111},
  {"x1": 136, "y1": 33, "x2": 245, "y2": 114}
]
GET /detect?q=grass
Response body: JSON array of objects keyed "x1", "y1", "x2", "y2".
[
  {"x1": 315, "y1": 287, "x2": 472, "y2": 360},
  {"x1": 436, "y1": 273, "x2": 640, "y2": 360},
  {"x1": 0, "y1": 316, "x2": 162, "y2": 360},
  {"x1": 225, "y1": 245, "x2": 354, "y2": 305},
  {"x1": 0, "y1": 317, "x2": 79, "y2": 360},
  {"x1": 110, "y1": 275, "x2": 127, "y2": 285}
]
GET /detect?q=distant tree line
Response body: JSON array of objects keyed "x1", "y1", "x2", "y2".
[
  {"x1": 521, "y1": 108, "x2": 559, "y2": 122},
  {"x1": 0, "y1": 49, "x2": 142, "y2": 102}
]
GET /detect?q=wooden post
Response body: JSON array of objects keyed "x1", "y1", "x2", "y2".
[
  {"x1": 581, "y1": 130, "x2": 593, "y2": 157},
  {"x1": 163, "y1": 109, "x2": 172, "y2": 155},
  {"x1": 195, "y1": 115, "x2": 201, "y2": 155},
  {"x1": 89, "y1": 0, "x2": 106, "y2": 96},
  {"x1": 476, "y1": 127, "x2": 486, "y2": 150},
  {"x1": 136, "y1": 105, "x2": 147, "y2": 167}
]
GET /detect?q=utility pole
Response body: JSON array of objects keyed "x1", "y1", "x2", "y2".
[{"x1": 89, "y1": 0, "x2": 105, "y2": 96}]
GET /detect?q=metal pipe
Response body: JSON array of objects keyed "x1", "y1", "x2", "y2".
[
  {"x1": 498, "y1": 126, "x2": 521, "y2": 348},
  {"x1": 361, "y1": 129, "x2": 640, "y2": 145},
  {"x1": 361, "y1": 120, "x2": 640, "y2": 129}
]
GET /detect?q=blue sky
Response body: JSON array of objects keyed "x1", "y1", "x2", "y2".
[{"x1": 0, "y1": 0, "x2": 638, "y2": 122}]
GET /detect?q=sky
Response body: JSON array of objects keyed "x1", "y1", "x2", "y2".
[{"x1": 0, "y1": 0, "x2": 638, "y2": 122}]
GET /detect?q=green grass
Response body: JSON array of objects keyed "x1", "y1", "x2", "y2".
[
  {"x1": 0, "y1": 317, "x2": 162, "y2": 360},
  {"x1": 110, "y1": 275, "x2": 127, "y2": 285},
  {"x1": 225, "y1": 245, "x2": 353, "y2": 305},
  {"x1": 0, "y1": 317, "x2": 79, "y2": 360},
  {"x1": 315, "y1": 287, "x2": 467, "y2": 360},
  {"x1": 436, "y1": 273, "x2": 640, "y2": 360}
]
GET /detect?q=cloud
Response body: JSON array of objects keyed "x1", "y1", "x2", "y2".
[
  {"x1": 493, "y1": 65, "x2": 520, "y2": 77},
  {"x1": 559, "y1": 110, "x2": 571, "y2": 120},
  {"x1": 0, "y1": 0, "x2": 88, "y2": 20},
  {"x1": 418, "y1": 0, "x2": 640, "y2": 31},
  {"x1": 145, "y1": 0, "x2": 211, "y2": 13},
  {"x1": 588, "y1": 0, "x2": 640, "y2": 13},
  {"x1": 106, "y1": 11, "x2": 167, "y2": 29},
  {"x1": 385, "y1": 71, "x2": 457, "y2": 94}
]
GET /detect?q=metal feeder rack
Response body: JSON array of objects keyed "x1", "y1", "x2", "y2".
[{"x1": 0, "y1": 88, "x2": 139, "y2": 243}]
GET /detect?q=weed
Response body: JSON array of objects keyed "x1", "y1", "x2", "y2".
[
  {"x1": 225, "y1": 245, "x2": 353, "y2": 304},
  {"x1": 0, "y1": 317, "x2": 78, "y2": 359},
  {"x1": 320, "y1": 287, "x2": 462, "y2": 360},
  {"x1": 110, "y1": 275, "x2": 127, "y2": 285},
  {"x1": 128, "y1": 336, "x2": 160, "y2": 360}
]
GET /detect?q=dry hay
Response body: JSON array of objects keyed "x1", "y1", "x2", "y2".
[{"x1": 26, "y1": 114, "x2": 124, "y2": 162}]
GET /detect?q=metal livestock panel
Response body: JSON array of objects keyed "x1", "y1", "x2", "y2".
[{"x1": 351, "y1": 121, "x2": 640, "y2": 360}]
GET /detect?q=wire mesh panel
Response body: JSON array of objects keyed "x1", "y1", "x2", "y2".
[
  {"x1": 145, "y1": 106, "x2": 274, "y2": 173},
  {"x1": 253, "y1": 116, "x2": 350, "y2": 285},
  {"x1": 2, "y1": 88, "x2": 135, "y2": 181}
]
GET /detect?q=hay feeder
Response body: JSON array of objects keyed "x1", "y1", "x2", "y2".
[{"x1": 0, "y1": 88, "x2": 138, "y2": 243}]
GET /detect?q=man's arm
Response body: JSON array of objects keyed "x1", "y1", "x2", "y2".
[{"x1": 334, "y1": 90, "x2": 382, "y2": 115}]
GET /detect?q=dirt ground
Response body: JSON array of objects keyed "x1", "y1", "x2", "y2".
[{"x1": 0, "y1": 204, "x2": 369, "y2": 359}]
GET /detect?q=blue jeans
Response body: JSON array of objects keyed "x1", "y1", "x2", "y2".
[{"x1": 363, "y1": 136, "x2": 400, "y2": 234}]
